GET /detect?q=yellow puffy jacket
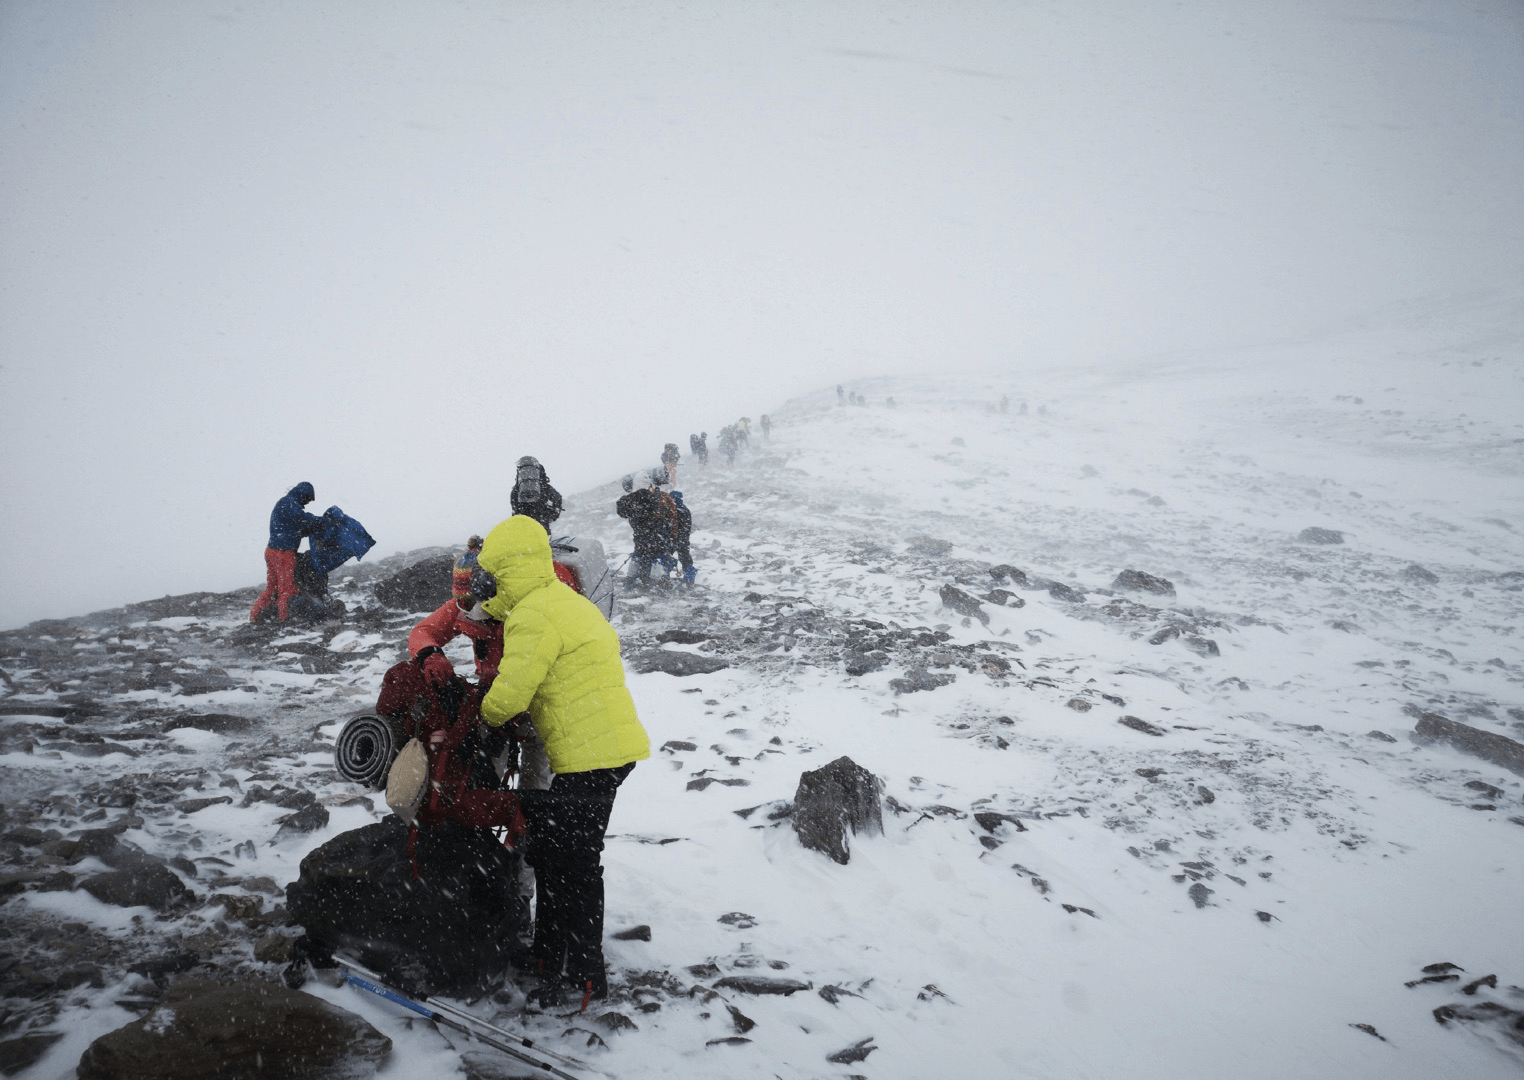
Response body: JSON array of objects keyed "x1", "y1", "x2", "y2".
[{"x1": 478, "y1": 515, "x2": 649, "y2": 774}]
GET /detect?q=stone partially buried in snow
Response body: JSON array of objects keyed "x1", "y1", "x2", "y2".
[
  {"x1": 626, "y1": 649, "x2": 731, "y2": 677},
  {"x1": 76, "y1": 975, "x2": 390, "y2": 1080},
  {"x1": 713, "y1": 975, "x2": 813, "y2": 996},
  {"x1": 1409, "y1": 709, "x2": 1524, "y2": 777},
  {"x1": 792, "y1": 756, "x2": 882, "y2": 865},
  {"x1": 907, "y1": 535, "x2": 954, "y2": 557},
  {"x1": 938, "y1": 584, "x2": 988, "y2": 625},
  {"x1": 79, "y1": 862, "x2": 192, "y2": 914},
  {"x1": 1112, "y1": 569, "x2": 1175, "y2": 597},
  {"x1": 1401, "y1": 563, "x2": 1439, "y2": 585},
  {"x1": 1297, "y1": 527, "x2": 1344, "y2": 545}
]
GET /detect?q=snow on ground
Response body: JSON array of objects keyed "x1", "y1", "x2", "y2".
[{"x1": 3, "y1": 289, "x2": 1522, "y2": 1078}]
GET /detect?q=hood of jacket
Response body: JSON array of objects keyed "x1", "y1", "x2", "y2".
[
  {"x1": 289, "y1": 482, "x2": 315, "y2": 504},
  {"x1": 478, "y1": 515, "x2": 556, "y2": 619}
]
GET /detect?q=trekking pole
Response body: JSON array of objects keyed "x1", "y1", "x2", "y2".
[{"x1": 335, "y1": 960, "x2": 599, "y2": 1080}]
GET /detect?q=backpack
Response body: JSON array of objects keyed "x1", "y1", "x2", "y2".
[{"x1": 375, "y1": 658, "x2": 526, "y2": 870}]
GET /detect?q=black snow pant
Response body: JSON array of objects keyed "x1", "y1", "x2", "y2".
[{"x1": 520, "y1": 762, "x2": 634, "y2": 993}]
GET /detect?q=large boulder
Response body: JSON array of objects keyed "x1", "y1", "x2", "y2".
[
  {"x1": 1410, "y1": 709, "x2": 1524, "y2": 776},
  {"x1": 792, "y1": 756, "x2": 882, "y2": 865},
  {"x1": 285, "y1": 817, "x2": 523, "y2": 996},
  {"x1": 79, "y1": 860, "x2": 192, "y2": 914},
  {"x1": 372, "y1": 558, "x2": 454, "y2": 613},
  {"x1": 1112, "y1": 569, "x2": 1175, "y2": 597},
  {"x1": 938, "y1": 585, "x2": 988, "y2": 625},
  {"x1": 626, "y1": 649, "x2": 731, "y2": 676},
  {"x1": 76, "y1": 975, "x2": 390, "y2": 1080}
]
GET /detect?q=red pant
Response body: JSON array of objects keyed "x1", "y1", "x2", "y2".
[{"x1": 250, "y1": 548, "x2": 299, "y2": 622}]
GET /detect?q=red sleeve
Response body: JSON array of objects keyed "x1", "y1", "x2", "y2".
[{"x1": 408, "y1": 599, "x2": 463, "y2": 656}]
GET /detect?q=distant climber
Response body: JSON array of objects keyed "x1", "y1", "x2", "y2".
[
  {"x1": 718, "y1": 426, "x2": 739, "y2": 467},
  {"x1": 760, "y1": 414, "x2": 772, "y2": 441},
  {"x1": 736, "y1": 418, "x2": 751, "y2": 447},
  {"x1": 690, "y1": 432, "x2": 708, "y2": 466},
  {"x1": 661, "y1": 442, "x2": 681, "y2": 486},
  {"x1": 837, "y1": 384, "x2": 845, "y2": 406},
  {"x1": 510, "y1": 457, "x2": 563, "y2": 535},
  {"x1": 250, "y1": 482, "x2": 322, "y2": 623}
]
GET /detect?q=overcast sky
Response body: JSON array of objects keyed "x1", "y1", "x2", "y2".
[{"x1": 2, "y1": 0, "x2": 1521, "y2": 629}]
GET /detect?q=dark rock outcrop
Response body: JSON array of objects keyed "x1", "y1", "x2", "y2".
[
  {"x1": 626, "y1": 650, "x2": 731, "y2": 676},
  {"x1": 792, "y1": 756, "x2": 882, "y2": 865},
  {"x1": 1410, "y1": 710, "x2": 1524, "y2": 776},
  {"x1": 938, "y1": 585, "x2": 988, "y2": 625},
  {"x1": 1112, "y1": 569, "x2": 1175, "y2": 597},
  {"x1": 1298, "y1": 527, "x2": 1344, "y2": 545},
  {"x1": 372, "y1": 558, "x2": 454, "y2": 613},
  {"x1": 79, "y1": 861, "x2": 192, "y2": 913},
  {"x1": 989, "y1": 565, "x2": 1030, "y2": 587},
  {"x1": 285, "y1": 817, "x2": 522, "y2": 996},
  {"x1": 713, "y1": 975, "x2": 813, "y2": 995},
  {"x1": 889, "y1": 667, "x2": 955, "y2": 694},
  {"x1": 1119, "y1": 716, "x2": 1166, "y2": 737},
  {"x1": 76, "y1": 975, "x2": 390, "y2": 1080},
  {"x1": 1402, "y1": 564, "x2": 1439, "y2": 585}
]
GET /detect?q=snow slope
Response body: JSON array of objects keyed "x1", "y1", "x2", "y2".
[{"x1": 3, "y1": 289, "x2": 1522, "y2": 1079}]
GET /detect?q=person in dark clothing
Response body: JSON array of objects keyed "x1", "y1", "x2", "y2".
[
  {"x1": 250, "y1": 482, "x2": 322, "y2": 622},
  {"x1": 660, "y1": 442, "x2": 681, "y2": 485},
  {"x1": 510, "y1": 456, "x2": 563, "y2": 535},
  {"x1": 616, "y1": 469, "x2": 674, "y2": 585},
  {"x1": 689, "y1": 432, "x2": 708, "y2": 466},
  {"x1": 760, "y1": 414, "x2": 772, "y2": 441},
  {"x1": 670, "y1": 491, "x2": 696, "y2": 584},
  {"x1": 718, "y1": 426, "x2": 738, "y2": 466}
]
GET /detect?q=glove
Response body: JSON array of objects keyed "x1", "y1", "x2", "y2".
[{"x1": 420, "y1": 651, "x2": 454, "y2": 688}]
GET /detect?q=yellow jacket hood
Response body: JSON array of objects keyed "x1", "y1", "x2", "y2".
[{"x1": 479, "y1": 515, "x2": 555, "y2": 620}]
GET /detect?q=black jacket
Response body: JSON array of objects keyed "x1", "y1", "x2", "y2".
[{"x1": 616, "y1": 489, "x2": 671, "y2": 557}]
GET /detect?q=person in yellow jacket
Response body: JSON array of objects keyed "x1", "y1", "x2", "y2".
[{"x1": 477, "y1": 514, "x2": 650, "y2": 1008}]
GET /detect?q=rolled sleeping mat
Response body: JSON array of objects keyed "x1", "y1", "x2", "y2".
[{"x1": 334, "y1": 714, "x2": 404, "y2": 789}]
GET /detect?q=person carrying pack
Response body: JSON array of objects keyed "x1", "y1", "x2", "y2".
[
  {"x1": 660, "y1": 442, "x2": 681, "y2": 485},
  {"x1": 476, "y1": 514, "x2": 650, "y2": 1009},
  {"x1": 251, "y1": 482, "x2": 323, "y2": 623},
  {"x1": 509, "y1": 456, "x2": 563, "y2": 535}
]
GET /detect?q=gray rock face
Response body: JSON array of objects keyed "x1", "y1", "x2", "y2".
[
  {"x1": 888, "y1": 667, "x2": 955, "y2": 694},
  {"x1": 1401, "y1": 564, "x2": 1440, "y2": 584},
  {"x1": 79, "y1": 861, "x2": 192, "y2": 913},
  {"x1": 792, "y1": 756, "x2": 882, "y2": 865},
  {"x1": 907, "y1": 535, "x2": 953, "y2": 557},
  {"x1": 1410, "y1": 709, "x2": 1524, "y2": 776},
  {"x1": 76, "y1": 975, "x2": 390, "y2": 1080},
  {"x1": 372, "y1": 557, "x2": 454, "y2": 613},
  {"x1": 989, "y1": 564, "x2": 1030, "y2": 587},
  {"x1": 626, "y1": 649, "x2": 731, "y2": 676},
  {"x1": 1298, "y1": 527, "x2": 1344, "y2": 545},
  {"x1": 1112, "y1": 569, "x2": 1175, "y2": 597},
  {"x1": 1046, "y1": 582, "x2": 1086, "y2": 603},
  {"x1": 713, "y1": 975, "x2": 813, "y2": 995},
  {"x1": 938, "y1": 584, "x2": 988, "y2": 625}
]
